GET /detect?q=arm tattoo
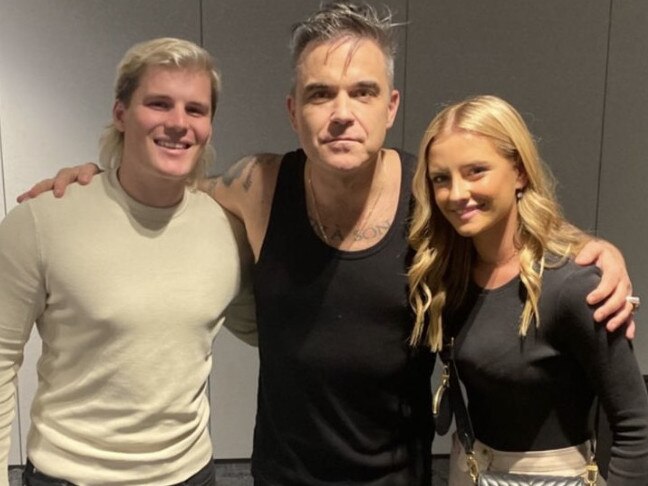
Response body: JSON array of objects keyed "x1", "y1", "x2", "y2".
[
  {"x1": 221, "y1": 157, "x2": 251, "y2": 187},
  {"x1": 242, "y1": 164, "x2": 255, "y2": 192},
  {"x1": 220, "y1": 154, "x2": 276, "y2": 192}
]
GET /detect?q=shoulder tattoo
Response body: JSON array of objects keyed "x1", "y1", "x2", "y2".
[{"x1": 220, "y1": 154, "x2": 276, "y2": 192}]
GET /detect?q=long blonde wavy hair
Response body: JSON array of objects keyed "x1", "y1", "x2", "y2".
[{"x1": 408, "y1": 95, "x2": 586, "y2": 351}]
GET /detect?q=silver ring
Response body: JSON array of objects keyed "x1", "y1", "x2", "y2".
[{"x1": 626, "y1": 295, "x2": 641, "y2": 312}]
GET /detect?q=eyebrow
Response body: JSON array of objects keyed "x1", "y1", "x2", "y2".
[
  {"x1": 302, "y1": 80, "x2": 382, "y2": 94},
  {"x1": 142, "y1": 93, "x2": 170, "y2": 100},
  {"x1": 428, "y1": 160, "x2": 491, "y2": 173},
  {"x1": 354, "y1": 81, "x2": 381, "y2": 93},
  {"x1": 302, "y1": 83, "x2": 332, "y2": 95},
  {"x1": 143, "y1": 94, "x2": 210, "y2": 108}
]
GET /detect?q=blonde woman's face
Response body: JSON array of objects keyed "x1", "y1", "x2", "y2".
[{"x1": 426, "y1": 130, "x2": 526, "y2": 246}]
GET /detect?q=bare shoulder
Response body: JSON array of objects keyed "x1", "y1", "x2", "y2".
[
  {"x1": 203, "y1": 153, "x2": 284, "y2": 260},
  {"x1": 202, "y1": 154, "x2": 281, "y2": 216},
  {"x1": 220, "y1": 153, "x2": 281, "y2": 190}
]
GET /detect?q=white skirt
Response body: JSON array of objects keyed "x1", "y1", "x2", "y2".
[{"x1": 448, "y1": 433, "x2": 605, "y2": 485}]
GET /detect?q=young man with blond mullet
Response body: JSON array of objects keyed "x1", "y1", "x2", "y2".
[{"x1": 0, "y1": 38, "x2": 255, "y2": 485}]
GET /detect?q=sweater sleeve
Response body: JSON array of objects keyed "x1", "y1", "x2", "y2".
[
  {"x1": 223, "y1": 273, "x2": 257, "y2": 346},
  {"x1": 0, "y1": 203, "x2": 46, "y2": 483},
  {"x1": 558, "y1": 265, "x2": 648, "y2": 484},
  {"x1": 222, "y1": 209, "x2": 257, "y2": 346}
]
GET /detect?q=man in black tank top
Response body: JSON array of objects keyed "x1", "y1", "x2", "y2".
[
  {"x1": 15, "y1": 2, "x2": 636, "y2": 485},
  {"x1": 246, "y1": 4, "x2": 435, "y2": 484},
  {"x1": 251, "y1": 147, "x2": 434, "y2": 485}
]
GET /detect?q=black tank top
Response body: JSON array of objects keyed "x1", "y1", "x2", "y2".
[{"x1": 252, "y1": 149, "x2": 433, "y2": 485}]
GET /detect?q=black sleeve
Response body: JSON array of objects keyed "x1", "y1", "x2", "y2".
[{"x1": 558, "y1": 266, "x2": 648, "y2": 485}]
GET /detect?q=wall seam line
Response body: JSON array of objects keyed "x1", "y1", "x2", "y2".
[
  {"x1": 199, "y1": 0, "x2": 205, "y2": 47},
  {"x1": 593, "y1": 0, "x2": 615, "y2": 236},
  {"x1": 0, "y1": 114, "x2": 7, "y2": 217},
  {"x1": 399, "y1": 0, "x2": 410, "y2": 151}
]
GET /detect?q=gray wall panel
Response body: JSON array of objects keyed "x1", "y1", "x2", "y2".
[
  {"x1": 403, "y1": 0, "x2": 610, "y2": 230},
  {"x1": 0, "y1": 120, "x2": 5, "y2": 217},
  {"x1": 598, "y1": 0, "x2": 648, "y2": 372},
  {"x1": 203, "y1": 0, "x2": 315, "y2": 174}
]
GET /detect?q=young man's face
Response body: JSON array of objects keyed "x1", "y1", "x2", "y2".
[
  {"x1": 114, "y1": 65, "x2": 213, "y2": 186},
  {"x1": 287, "y1": 37, "x2": 399, "y2": 174}
]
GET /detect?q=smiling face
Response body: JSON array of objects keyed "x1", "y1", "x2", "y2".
[
  {"x1": 427, "y1": 130, "x2": 527, "y2": 248},
  {"x1": 287, "y1": 37, "x2": 399, "y2": 174},
  {"x1": 113, "y1": 65, "x2": 212, "y2": 199}
]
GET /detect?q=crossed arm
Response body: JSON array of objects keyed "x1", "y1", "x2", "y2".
[{"x1": 16, "y1": 161, "x2": 638, "y2": 338}]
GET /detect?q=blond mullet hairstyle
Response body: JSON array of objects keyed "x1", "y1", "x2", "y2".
[
  {"x1": 408, "y1": 95, "x2": 586, "y2": 351},
  {"x1": 99, "y1": 37, "x2": 221, "y2": 186}
]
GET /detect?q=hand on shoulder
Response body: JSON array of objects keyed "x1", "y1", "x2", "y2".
[
  {"x1": 574, "y1": 238, "x2": 635, "y2": 338},
  {"x1": 16, "y1": 163, "x2": 101, "y2": 203}
]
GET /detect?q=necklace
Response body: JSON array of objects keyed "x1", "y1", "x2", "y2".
[
  {"x1": 307, "y1": 154, "x2": 385, "y2": 245},
  {"x1": 476, "y1": 250, "x2": 519, "y2": 268},
  {"x1": 307, "y1": 170, "x2": 330, "y2": 244}
]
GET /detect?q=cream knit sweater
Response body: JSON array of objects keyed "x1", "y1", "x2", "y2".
[{"x1": 0, "y1": 170, "x2": 256, "y2": 485}]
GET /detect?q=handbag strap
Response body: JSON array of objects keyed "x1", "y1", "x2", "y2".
[
  {"x1": 439, "y1": 338, "x2": 480, "y2": 482},
  {"x1": 439, "y1": 336, "x2": 600, "y2": 485}
]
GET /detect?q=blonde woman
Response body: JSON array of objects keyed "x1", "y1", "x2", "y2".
[{"x1": 408, "y1": 95, "x2": 648, "y2": 485}]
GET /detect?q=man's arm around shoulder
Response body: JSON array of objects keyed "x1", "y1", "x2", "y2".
[{"x1": 199, "y1": 153, "x2": 283, "y2": 260}]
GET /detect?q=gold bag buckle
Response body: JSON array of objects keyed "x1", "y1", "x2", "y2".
[{"x1": 432, "y1": 364, "x2": 449, "y2": 416}]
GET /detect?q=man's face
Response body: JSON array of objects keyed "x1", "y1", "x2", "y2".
[
  {"x1": 114, "y1": 65, "x2": 213, "y2": 185},
  {"x1": 287, "y1": 37, "x2": 399, "y2": 173}
]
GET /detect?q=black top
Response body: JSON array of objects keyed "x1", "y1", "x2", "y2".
[
  {"x1": 448, "y1": 260, "x2": 648, "y2": 484},
  {"x1": 252, "y1": 149, "x2": 434, "y2": 485}
]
